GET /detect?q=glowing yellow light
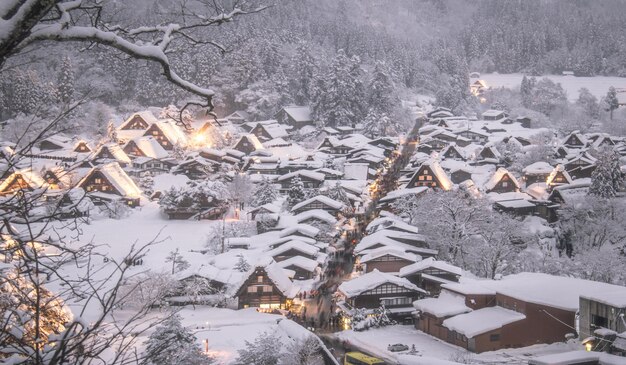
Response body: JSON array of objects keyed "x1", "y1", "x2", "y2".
[
  {"x1": 585, "y1": 342, "x2": 593, "y2": 352},
  {"x1": 193, "y1": 133, "x2": 206, "y2": 144}
]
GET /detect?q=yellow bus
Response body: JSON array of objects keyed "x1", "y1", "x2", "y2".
[{"x1": 344, "y1": 351, "x2": 385, "y2": 365}]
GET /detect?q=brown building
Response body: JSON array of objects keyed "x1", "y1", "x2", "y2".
[
  {"x1": 0, "y1": 169, "x2": 46, "y2": 195},
  {"x1": 77, "y1": 162, "x2": 141, "y2": 207},
  {"x1": 359, "y1": 247, "x2": 420, "y2": 274},
  {"x1": 232, "y1": 134, "x2": 264, "y2": 155},
  {"x1": 414, "y1": 273, "x2": 626, "y2": 354},
  {"x1": 484, "y1": 168, "x2": 520, "y2": 194},
  {"x1": 235, "y1": 262, "x2": 299, "y2": 310},
  {"x1": 338, "y1": 269, "x2": 427, "y2": 320},
  {"x1": 119, "y1": 111, "x2": 157, "y2": 130},
  {"x1": 399, "y1": 257, "x2": 462, "y2": 296},
  {"x1": 405, "y1": 160, "x2": 453, "y2": 190}
]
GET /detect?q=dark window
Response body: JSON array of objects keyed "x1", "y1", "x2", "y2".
[
  {"x1": 490, "y1": 334, "x2": 500, "y2": 342},
  {"x1": 592, "y1": 314, "x2": 608, "y2": 328}
]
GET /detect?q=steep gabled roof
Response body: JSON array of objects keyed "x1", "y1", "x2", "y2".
[
  {"x1": 338, "y1": 269, "x2": 425, "y2": 298},
  {"x1": 546, "y1": 164, "x2": 573, "y2": 185},
  {"x1": 93, "y1": 143, "x2": 131, "y2": 164},
  {"x1": 79, "y1": 162, "x2": 141, "y2": 197},
  {"x1": 281, "y1": 106, "x2": 312, "y2": 122},
  {"x1": 399, "y1": 257, "x2": 462, "y2": 277},
  {"x1": 119, "y1": 111, "x2": 158, "y2": 129},
  {"x1": 291, "y1": 195, "x2": 345, "y2": 212},
  {"x1": 0, "y1": 169, "x2": 47, "y2": 193},
  {"x1": 484, "y1": 168, "x2": 520, "y2": 191},
  {"x1": 277, "y1": 170, "x2": 325, "y2": 183},
  {"x1": 360, "y1": 246, "x2": 420, "y2": 264},
  {"x1": 127, "y1": 136, "x2": 169, "y2": 159}
]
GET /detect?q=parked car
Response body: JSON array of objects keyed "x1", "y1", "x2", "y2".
[{"x1": 387, "y1": 343, "x2": 409, "y2": 352}]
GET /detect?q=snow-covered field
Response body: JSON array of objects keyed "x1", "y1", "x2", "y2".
[
  {"x1": 480, "y1": 73, "x2": 626, "y2": 102},
  {"x1": 336, "y1": 325, "x2": 582, "y2": 365}
]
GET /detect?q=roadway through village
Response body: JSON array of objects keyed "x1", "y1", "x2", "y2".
[{"x1": 303, "y1": 126, "x2": 421, "y2": 363}]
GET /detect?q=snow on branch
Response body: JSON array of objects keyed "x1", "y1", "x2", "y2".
[{"x1": 0, "y1": 0, "x2": 269, "y2": 112}]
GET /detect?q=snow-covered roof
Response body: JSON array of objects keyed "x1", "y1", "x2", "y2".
[
  {"x1": 278, "y1": 224, "x2": 320, "y2": 238},
  {"x1": 266, "y1": 240, "x2": 319, "y2": 258},
  {"x1": 294, "y1": 209, "x2": 337, "y2": 225},
  {"x1": 276, "y1": 170, "x2": 325, "y2": 183},
  {"x1": 582, "y1": 291, "x2": 626, "y2": 308},
  {"x1": 366, "y1": 216, "x2": 419, "y2": 235},
  {"x1": 546, "y1": 164, "x2": 572, "y2": 185},
  {"x1": 414, "y1": 290, "x2": 472, "y2": 318},
  {"x1": 152, "y1": 121, "x2": 188, "y2": 146},
  {"x1": 276, "y1": 256, "x2": 319, "y2": 273},
  {"x1": 79, "y1": 162, "x2": 142, "y2": 198},
  {"x1": 0, "y1": 168, "x2": 47, "y2": 192},
  {"x1": 360, "y1": 246, "x2": 421, "y2": 264},
  {"x1": 338, "y1": 269, "x2": 425, "y2": 298},
  {"x1": 446, "y1": 273, "x2": 626, "y2": 312},
  {"x1": 378, "y1": 187, "x2": 429, "y2": 203},
  {"x1": 482, "y1": 109, "x2": 507, "y2": 119},
  {"x1": 419, "y1": 159, "x2": 453, "y2": 190},
  {"x1": 291, "y1": 195, "x2": 345, "y2": 212},
  {"x1": 236, "y1": 134, "x2": 264, "y2": 150},
  {"x1": 356, "y1": 229, "x2": 429, "y2": 253},
  {"x1": 249, "y1": 203, "x2": 281, "y2": 215},
  {"x1": 442, "y1": 306, "x2": 526, "y2": 338},
  {"x1": 282, "y1": 106, "x2": 312, "y2": 122},
  {"x1": 399, "y1": 257, "x2": 462, "y2": 277},
  {"x1": 93, "y1": 143, "x2": 132, "y2": 164},
  {"x1": 259, "y1": 122, "x2": 289, "y2": 139},
  {"x1": 484, "y1": 168, "x2": 520, "y2": 191},
  {"x1": 119, "y1": 111, "x2": 158, "y2": 129},
  {"x1": 268, "y1": 236, "x2": 317, "y2": 248},
  {"x1": 529, "y1": 350, "x2": 626, "y2": 365},
  {"x1": 128, "y1": 136, "x2": 169, "y2": 159},
  {"x1": 522, "y1": 161, "x2": 553, "y2": 175}
]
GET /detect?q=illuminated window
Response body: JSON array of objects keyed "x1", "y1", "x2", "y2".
[
  {"x1": 257, "y1": 276, "x2": 263, "y2": 283},
  {"x1": 424, "y1": 169, "x2": 429, "y2": 175},
  {"x1": 426, "y1": 176, "x2": 432, "y2": 181},
  {"x1": 502, "y1": 182, "x2": 508, "y2": 187},
  {"x1": 95, "y1": 178, "x2": 102, "y2": 184},
  {"x1": 247, "y1": 286, "x2": 257, "y2": 293},
  {"x1": 262, "y1": 285, "x2": 273, "y2": 293},
  {"x1": 418, "y1": 176, "x2": 425, "y2": 181}
]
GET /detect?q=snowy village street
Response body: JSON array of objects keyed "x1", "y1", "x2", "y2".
[{"x1": 4, "y1": 1, "x2": 626, "y2": 365}]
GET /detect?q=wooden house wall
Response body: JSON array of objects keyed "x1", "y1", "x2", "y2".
[{"x1": 237, "y1": 268, "x2": 289, "y2": 309}]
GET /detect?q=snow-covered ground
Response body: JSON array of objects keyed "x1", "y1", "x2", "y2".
[
  {"x1": 479, "y1": 73, "x2": 626, "y2": 102},
  {"x1": 335, "y1": 325, "x2": 582, "y2": 365}
]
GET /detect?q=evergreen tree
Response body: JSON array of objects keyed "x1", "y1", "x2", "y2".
[
  {"x1": 144, "y1": 313, "x2": 213, "y2": 365},
  {"x1": 576, "y1": 87, "x2": 600, "y2": 119},
  {"x1": 235, "y1": 331, "x2": 282, "y2": 365},
  {"x1": 589, "y1": 148, "x2": 624, "y2": 198},
  {"x1": 234, "y1": 255, "x2": 251, "y2": 272},
  {"x1": 251, "y1": 177, "x2": 278, "y2": 207},
  {"x1": 139, "y1": 171, "x2": 154, "y2": 196},
  {"x1": 287, "y1": 176, "x2": 306, "y2": 208},
  {"x1": 368, "y1": 61, "x2": 396, "y2": 117},
  {"x1": 520, "y1": 75, "x2": 535, "y2": 108},
  {"x1": 322, "y1": 181, "x2": 351, "y2": 207},
  {"x1": 311, "y1": 49, "x2": 358, "y2": 127},
  {"x1": 530, "y1": 78, "x2": 567, "y2": 115},
  {"x1": 361, "y1": 110, "x2": 382, "y2": 138},
  {"x1": 290, "y1": 42, "x2": 317, "y2": 105},
  {"x1": 604, "y1": 86, "x2": 620, "y2": 120},
  {"x1": 57, "y1": 55, "x2": 75, "y2": 106}
]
